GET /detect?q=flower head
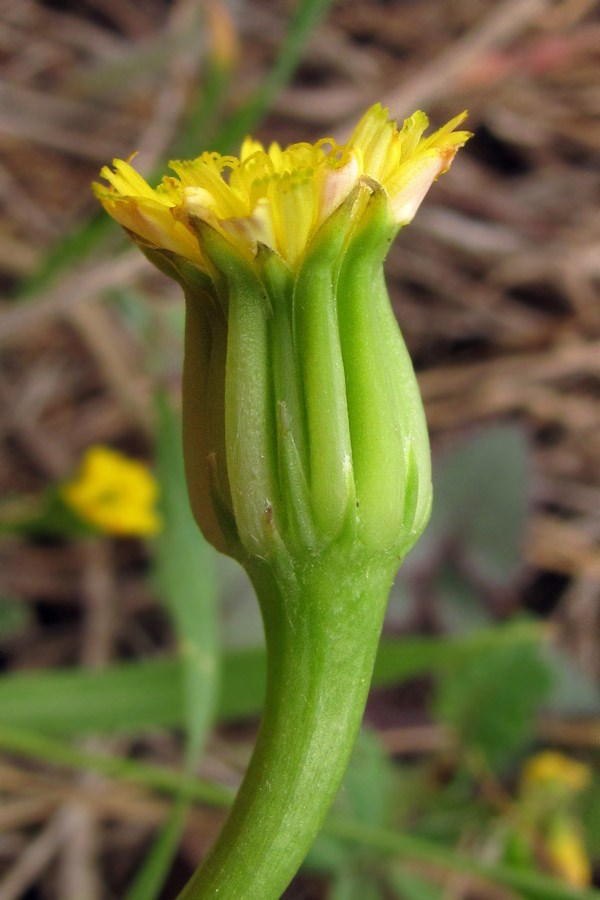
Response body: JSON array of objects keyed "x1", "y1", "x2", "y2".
[
  {"x1": 61, "y1": 446, "x2": 161, "y2": 537},
  {"x1": 94, "y1": 105, "x2": 474, "y2": 900},
  {"x1": 94, "y1": 104, "x2": 470, "y2": 270},
  {"x1": 95, "y1": 105, "x2": 469, "y2": 564}
]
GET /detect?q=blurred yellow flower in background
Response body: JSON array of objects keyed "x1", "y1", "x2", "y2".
[
  {"x1": 546, "y1": 818, "x2": 592, "y2": 888},
  {"x1": 61, "y1": 446, "x2": 161, "y2": 537},
  {"x1": 517, "y1": 750, "x2": 593, "y2": 888},
  {"x1": 521, "y1": 751, "x2": 592, "y2": 795}
]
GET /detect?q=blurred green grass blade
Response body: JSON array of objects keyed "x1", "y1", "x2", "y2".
[
  {"x1": 434, "y1": 636, "x2": 553, "y2": 771},
  {"x1": 0, "y1": 624, "x2": 543, "y2": 736},
  {"x1": 125, "y1": 796, "x2": 191, "y2": 900},
  {"x1": 209, "y1": 0, "x2": 335, "y2": 153},
  {"x1": 0, "y1": 657, "x2": 181, "y2": 734},
  {"x1": 430, "y1": 426, "x2": 530, "y2": 586},
  {"x1": 305, "y1": 730, "x2": 394, "y2": 877},
  {"x1": 0, "y1": 650, "x2": 262, "y2": 735},
  {"x1": 153, "y1": 392, "x2": 219, "y2": 761},
  {"x1": 0, "y1": 595, "x2": 32, "y2": 639},
  {"x1": 17, "y1": 0, "x2": 335, "y2": 299},
  {"x1": 326, "y1": 816, "x2": 600, "y2": 900},
  {"x1": 0, "y1": 723, "x2": 232, "y2": 807},
  {"x1": 374, "y1": 620, "x2": 541, "y2": 685},
  {"x1": 125, "y1": 393, "x2": 219, "y2": 900},
  {"x1": 19, "y1": 212, "x2": 117, "y2": 297},
  {"x1": 74, "y1": 29, "x2": 201, "y2": 96},
  {"x1": 328, "y1": 871, "x2": 386, "y2": 900},
  {"x1": 386, "y1": 867, "x2": 443, "y2": 900},
  {"x1": 174, "y1": 58, "x2": 233, "y2": 161},
  {"x1": 339, "y1": 730, "x2": 392, "y2": 828},
  {"x1": 0, "y1": 723, "x2": 596, "y2": 900}
]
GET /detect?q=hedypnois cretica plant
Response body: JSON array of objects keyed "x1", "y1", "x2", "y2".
[{"x1": 95, "y1": 103, "x2": 471, "y2": 900}]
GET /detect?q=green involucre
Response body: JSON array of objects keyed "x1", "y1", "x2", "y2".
[
  {"x1": 141, "y1": 177, "x2": 433, "y2": 900},
  {"x1": 179, "y1": 180, "x2": 431, "y2": 567}
]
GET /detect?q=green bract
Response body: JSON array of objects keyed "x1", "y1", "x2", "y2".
[{"x1": 148, "y1": 180, "x2": 431, "y2": 575}]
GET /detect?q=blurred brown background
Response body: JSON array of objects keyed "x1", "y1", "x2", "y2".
[{"x1": 0, "y1": 0, "x2": 599, "y2": 897}]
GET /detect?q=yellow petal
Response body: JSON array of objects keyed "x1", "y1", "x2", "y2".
[
  {"x1": 94, "y1": 103, "x2": 471, "y2": 266},
  {"x1": 387, "y1": 150, "x2": 454, "y2": 224},
  {"x1": 319, "y1": 151, "x2": 360, "y2": 222},
  {"x1": 97, "y1": 193, "x2": 203, "y2": 264}
]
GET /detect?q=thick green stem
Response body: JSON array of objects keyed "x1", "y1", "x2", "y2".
[{"x1": 177, "y1": 551, "x2": 397, "y2": 900}]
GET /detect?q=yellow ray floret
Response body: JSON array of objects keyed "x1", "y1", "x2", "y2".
[
  {"x1": 94, "y1": 104, "x2": 471, "y2": 268},
  {"x1": 61, "y1": 446, "x2": 161, "y2": 537}
]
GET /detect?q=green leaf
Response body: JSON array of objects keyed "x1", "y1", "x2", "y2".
[
  {"x1": 542, "y1": 644, "x2": 600, "y2": 716},
  {"x1": 304, "y1": 829, "x2": 352, "y2": 874},
  {"x1": 328, "y1": 871, "x2": 386, "y2": 900},
  {"x1": 582, "y1": 777, "x2": 600, "y2": 858},
  {"x1": 387, "y1": 866, "x2": 443, "y2": 900},
  {"x1": 327, "y1": 871, "x2": 358, "y2": 900},
  {"x1": 341, "y1": 730, "x2": 393, "y2": 828},
  {"x1": 306, "y1": 730, "x2": 393, "y2": 874},
  {"x1": 125, "y1": 393, "x2": 219, "y2": 900},
  {"x1": 373, "y1": 622, "x2": 541, "y2": 690},
  {"x1": 0, "y1": 624, "x2": 544, "y2": 736},
  {"x1": 109, "y1": 287, "x2": 155, "y2": 338},
  {"x1": 0, "y1": 596, "x2": 31, "y2": 639},
  {"x1": 407, "y1": 768, "x2": 487, "y2": 846},
  {"x1": 433, "y1": 565, "x2": 492, "y2": 634},
  {"x1": 431, "y1": 425, "x2": 531, "y2": 585},
  {"x1": 152, "y1": 393, "x2": 219, "y2": 760},
  {"x1": 434, "y1": 637, "x2": 553, "y2": 770}
]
